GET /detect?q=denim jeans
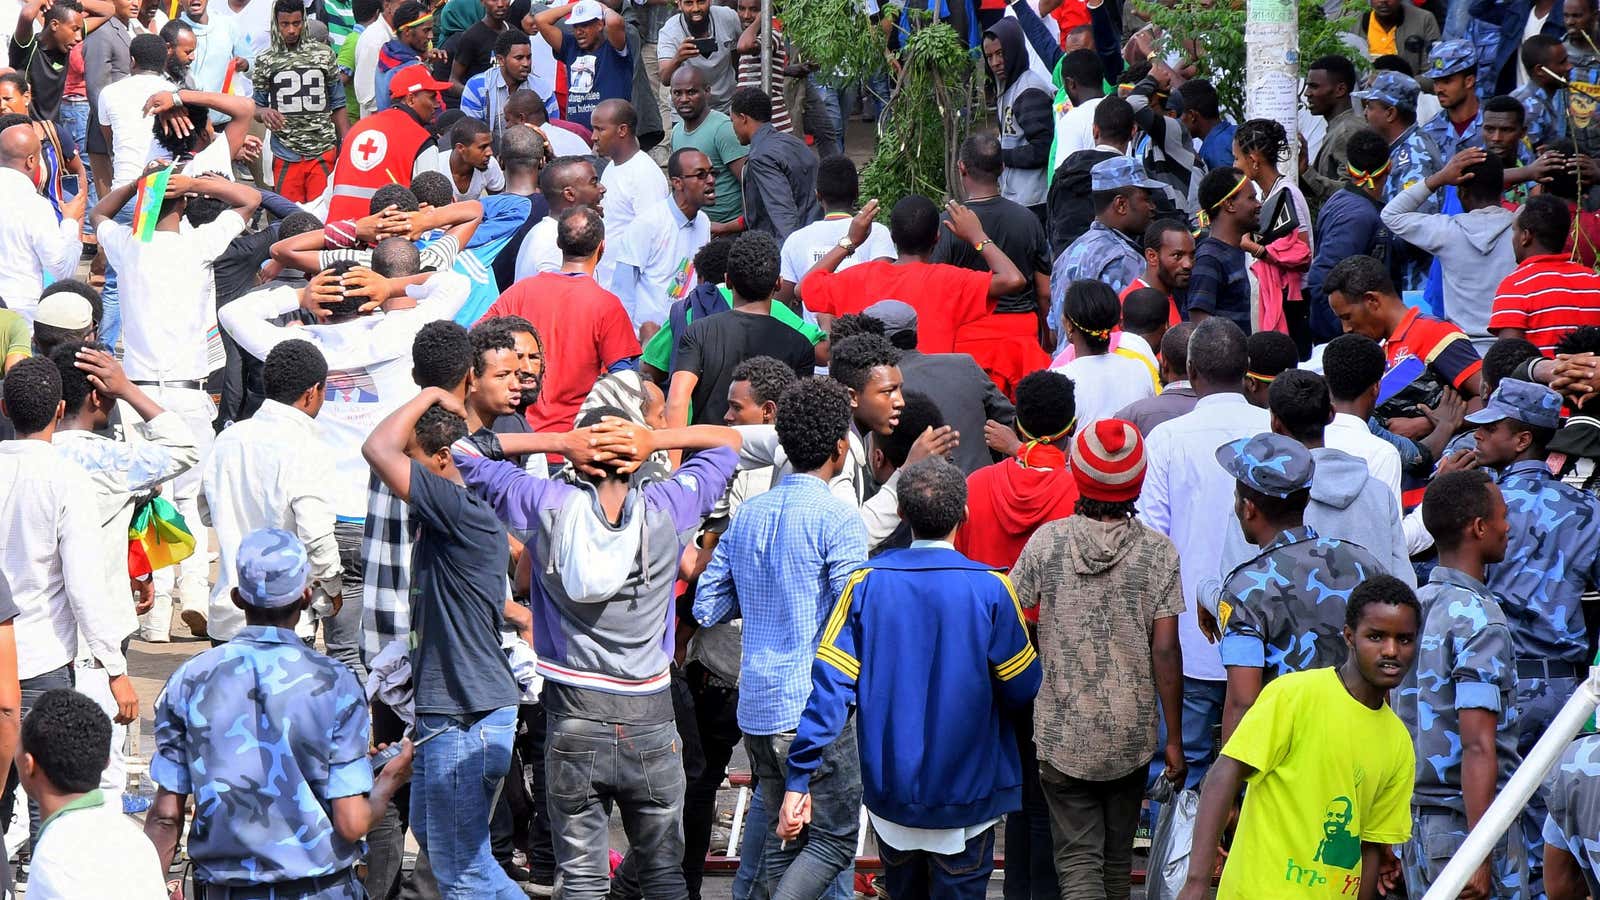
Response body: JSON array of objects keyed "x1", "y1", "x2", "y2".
[
  {"x1": 411, "y1": 707, "x2": 523, "y2": 900},
  {"x1": 1039, "y1": 763, "x2": 1146, "y2": 899},
  {"x1": 546, "y1": 716, "x2": 687, "y2": 899},
  {"x1": 1148, "y1": 676, "x2": 1225, "y2": 793},
  {"x1": 99, "y1": 196, "x2": 135, "y2": 351},
  {"x1": 744, "y1": 722, "x2": 861, "y2": 900},
  {"x1": 330, "y1": 521, "x2": 368, "y2": 683},
  {"x1": 1, "y1": 664, "x2": 75, "y2": 853},
  {"x1": 732, "y1": 779, "x2": 855, "y2": 900},
  {"x1": 58, "y1": 99, "x2": 96, "y2": 234},
  {"x1": 365, "y1": 699, "x2": 440, "y2": 900},
  {"x1": 879, "y1": 826, "x2": 997, "y2": 900}
]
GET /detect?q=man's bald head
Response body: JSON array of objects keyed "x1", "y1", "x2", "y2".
[
  {"x1": 504, "y1": 89, "x2": 548, "y2": 126},
  {"x1": 671, "y1": 64, "x2": 707, "y2": 90},
  {"x1": 539, "y1": 155, "x2": 599, "y2": 210},
  {"x1": 593, "y1": 98, "x2": 636, "y2": 131},
  {"x1": 0, "y1": 122, "x2": 38, "y2": 172}
]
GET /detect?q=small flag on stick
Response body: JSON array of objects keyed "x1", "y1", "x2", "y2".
[{"x1": 132, "y1": 165, "x2": 175, "y2": 242}]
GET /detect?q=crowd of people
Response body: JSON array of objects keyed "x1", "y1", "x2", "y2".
[{"x1": 5, "y1": 0, "x2": 1600, "y2": 896}]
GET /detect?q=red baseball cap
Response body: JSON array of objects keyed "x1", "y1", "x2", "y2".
[{"x1": 389, "y1": 65, "x2": 452, "y2": 99}]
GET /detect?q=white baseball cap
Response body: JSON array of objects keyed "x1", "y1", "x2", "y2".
[{"x1": 567, "y1": 0, "x2": 604, "y2": 24}]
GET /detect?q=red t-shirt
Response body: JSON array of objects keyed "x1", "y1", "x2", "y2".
[
  {"x1": 1385, "y1": 305, "x2": 1483, "y2": 392},
  {"x1": 1489, "y1": 254, "x2": 1600, "y2": 354},
  {"x1": 800, "y1": 260, "x2": 995, "y2": 353},
  {"x1": 1119, "y1": 277, "x2": 1182, "y2": 328},
  {"x1": 485, "y1": 272, "x2": 641, "y2": 433}
]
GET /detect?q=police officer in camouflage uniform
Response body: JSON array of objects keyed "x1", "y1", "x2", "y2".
[
  {"x1": 1396, "y1": 469, "x2": 1526, "y2": 899},
  {"x1": 1422, "y1": 41, "x2": 1487, "y2": 159},
  {"x1": 1213, "y1": 433, "x2": 1386, "y2": 743},
  {"x1": 1469, "y1": 378, "x2": 1600, "y2": 896},
  {"x1": 1542, "y1": 731, "x2": 1600, "y2": 897},
  {"x1": 1354, "y1": 71, "x2": 1444, "y2": 292},
  {"x1": 145, "y1": 529, "x2": 413, "y2": 899},
  {"x1": 1050, "y1": 157, "x2": 1161, "y2": 349}
]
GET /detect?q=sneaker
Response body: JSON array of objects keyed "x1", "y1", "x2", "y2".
[
  {"x1": 180, "y1": 609, "x2": 209, "y2": 639},
  {"x1": 140, "y1": 630, "x2": 171, "y2": 644}
]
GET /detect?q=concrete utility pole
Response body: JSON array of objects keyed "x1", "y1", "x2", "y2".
[
  {"x1": 760, "y1": 0, "x2": 772, "y2": 93},
  {"x1": 1245, "y1": 0, "x2": 1300, "y2": 181}
]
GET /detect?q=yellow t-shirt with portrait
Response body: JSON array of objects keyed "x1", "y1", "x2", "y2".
[
  {"x1": 1367, "y1": 18, "x2": 1399, "y2": 56},
  {"x1": 1217, "y1": 667, "x2": 1414, "y2": 899}
]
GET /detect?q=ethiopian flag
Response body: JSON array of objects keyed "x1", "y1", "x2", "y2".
[
  {"x1": 132, "y1": 165, "x2": 174, "y2": 242},
  {"x1": 127, "y1": 496, "x2": 196, "y2": 577}
]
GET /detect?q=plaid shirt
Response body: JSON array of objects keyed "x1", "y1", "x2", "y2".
[
  {"x1": 691, "y1": 473, "x2": 868, "y2": 734},
  {"x1": 360, "y1": 474, "x2": 413, "y2": 664}
]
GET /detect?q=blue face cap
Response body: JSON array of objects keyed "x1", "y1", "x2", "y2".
[
  {"x1": 1090, "y1": 156, "x2": 1165, "y2": 193},
  {"x1": 1423, "y1": 39, "x2": 1477, "y2": 80},
  {"x1": 235, "y1": 528, "x2": 311, "y2": 609},
  {"x1": 1215, "y1": 433, "x2": 1316, "y2": 499},
  {"x1": 1463, "y1": 378, "x2": 1563, "y2": 430},
  {"x1": 1352, "y1": 71, "x2": 1422, "y2": 115}
]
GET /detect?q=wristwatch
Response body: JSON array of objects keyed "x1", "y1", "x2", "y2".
[
  {"x1": 170, "y1": 90, "x2": 183, "y2": 108},
  {"x1": 836, "y1": 236, "x2": 857, "y2": 256}
]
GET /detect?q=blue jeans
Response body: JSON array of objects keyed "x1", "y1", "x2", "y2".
[
  {"x1": 879, "y1": 826, "x2": 996, "y2": 900},
  {"x1": 2, "y1": 665, "x2": 74, "y2": 854},
  {"x1": 733, "y1": 785, "x2": 854, "y2": 900},
  {"x1": 743, "y1": 722, "x2": 861, "y2": 900},
  {"x1": 99, "y1": 196, "x2": 135, "y2": 351},
  {"x1": 811, "y1": 82, "x2": 846, "y2": 155},
  {"x1": 1148, "y1": 676, "x2": 1225, "y2": 793},
  {"x1": 411, "y1": 707, "x2": 523, "y2": 900},
  {"x1": 58, "y1": 98, "x2": 95, "y2": 232},
  {"x1": 546, "y1": 716, "x2": 688, "y2": 900}
]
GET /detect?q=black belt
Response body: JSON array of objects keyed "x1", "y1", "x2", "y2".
[
  {"x1": 198, "y1": 868, "x2": 356, "y2": 899},
  {"x1": 132, "y1": 379, "x2": 204, "y2": 390},
  {"x1": 1515, "y1": 658, "x2": 1583, "y2": 680}
]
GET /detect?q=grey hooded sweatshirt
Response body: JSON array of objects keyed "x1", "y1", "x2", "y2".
[
  {"x1": 1305, "y1": 447, "x2": 1416, "y2": 588},
  {"x1": 1380, "y1": 181, "x2": 1517, "y2": 342}
]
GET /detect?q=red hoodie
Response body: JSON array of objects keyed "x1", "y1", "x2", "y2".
[{"x1": 955, "y1": 448, "x2": 1078, "y2": 572}]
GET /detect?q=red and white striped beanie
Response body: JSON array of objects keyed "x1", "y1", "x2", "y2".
[{"x1": 1070, "y1": 419, "x2": 1146, "y2": 502}]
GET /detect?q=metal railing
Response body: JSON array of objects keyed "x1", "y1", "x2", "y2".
[{"x1": 1421, "y1": 666, "x2": 1600, "y2": 900}]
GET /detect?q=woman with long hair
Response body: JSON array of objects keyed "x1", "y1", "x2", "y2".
[
  {"x1": 0, "y1": 72, "x2": 87, "y2": 220},
  {"x1": 1234, "y1": 117, "x2": 1314, "y2": 354}
]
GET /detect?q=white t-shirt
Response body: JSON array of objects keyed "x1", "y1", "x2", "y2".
[
  {"x1": 98, "y1": 71, "x2": 177, "y2": 187},
  {"x1": 1052, "y1": 97, "x2": 1101, "y2": 173},
  {"x1": 543, "y1": 123, "x2": 592, "y2": 158},
  {"x1": 217, "y1": 273, "x2": 472, "y2": 518},
  {"x1": 29, "y1": 797, "x2": 169, "y2": 900},
  {"x1": 599, "y1": 151, "x2": 669, "y2": 234},
  {"x1": 513, "y1": 214, "x2": 560, "y2": 281},
  {"x1": 180, "y1": 135, "x2": 236, "y2": 177},
  {"x1": 1055, "y1": 352, "x2": 1157, "y2": 427},
  {"x1": 97, "y1": 211, "x2": 245, "y2": 382},
  {"x1": 436, "y1": 154, "x2": 507, "y2": 200},
  {"x1": 779, "y1": 215, "x2": 897, "y2": 286},
  {"x1": 1520, "y1": 10, "x2": 1550, "y2": 89}
]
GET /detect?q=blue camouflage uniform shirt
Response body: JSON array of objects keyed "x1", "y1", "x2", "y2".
[
  {"x1": 151, "y1": 626, "x2": 373, "y2": 885},
  {"x1": 1395, "y1": 566, "x2": 1521, "y2": 813},
  {"x1": 1385, "y1": 124, "x2": 1446, "y2": 211},
  {"x1": 1421, "y1": 107, "x2": 1486, "y2": 160},
  {"x1": 1485, "y1": 458, "x2": 1600, "y2": 664},
  {"x1": 1510, "y1": 81, "x2": 1569, "y2": 148},
  {"x1": 1051, "y1": 221, "x2": 1145, "y2": 345},
  {"x1": 1543, "y1": 733, "x2": 1600, "y2": 898},
  {"x1": 1217, "y1": 525, "x2": 1382, "y2": 680}
]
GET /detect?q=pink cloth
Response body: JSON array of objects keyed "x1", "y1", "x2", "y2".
[{"x1": 1250, "y1": 230, "x2": 1311, "y2": 335}]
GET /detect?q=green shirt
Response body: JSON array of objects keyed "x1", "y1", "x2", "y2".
[
  {"x1": 641, "y1": 285, "x2": 824, "y2": 371},
  {"x1": 0, "y1": 308, "x2": 30, "y2": 376},
  {"x1": 671, "y1": 110, "x2": 749, "y2": 225}
]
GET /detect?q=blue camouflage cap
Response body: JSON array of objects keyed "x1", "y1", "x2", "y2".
[
  {"x1": 1091, "y1": 156, "x2": 1165, "y2": 192},
  {"x1": 235, "y1": 528, "x2": 311, "y2": 608},
  {"x1": 1352, "y1": 71, "x2": 1422, "y2": 114},
  {"x1": 1215, "y1": 433, "x2": 1316, "y2": 498},
  {"x1": 1463, "y1": 378, "x2": 1562, "y2": 430},
  {"x1": 1423, "y1": 39, "x2": 1476, "y2": 80}
]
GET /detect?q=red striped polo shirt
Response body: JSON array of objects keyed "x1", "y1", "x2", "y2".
[{"x1": 1489, "y1": 254, "x2": 1600, "y2": 354}]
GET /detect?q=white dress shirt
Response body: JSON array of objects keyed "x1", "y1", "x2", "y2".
[
  {"x1": 204, "y1": 399, "x2": 343, "y2": 641},
  {"x1": 1324, "y1": 412, "x2": 1403, "y2": 504},
  {"x1": 608, "y1": 199, "x2": 711, "y2": 328},
  {"x1": 1136, "y1": 392, "x2": 1271, "y2": 681},
  {"x1": 97, "y1": 211, "x2": 245, "y2": 382},
  {"x1": 354, "y1": 16, "x2": 396, "y2": 117},
  {"x1": 0, "y1": 167, "x2": 81, "y2": 321},
  {"x1": 28, "y1": 793, "x2": 169, "y2": 900},
  {"x1": 218, "y1": 273, "x2": 472, "y2": 519},
  {"x1": 0, "y1": 441, "x2": 127, "y2": 679},
  {"x1": 54, "y1": 413, "x2": 199, "y2": 648}
]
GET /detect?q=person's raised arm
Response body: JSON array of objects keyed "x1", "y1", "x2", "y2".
[
  {"x1": 1175, "y1": 754, "x2": 1254, "y2": 900},
  {"x1": 532, "y1": 4, "x2": 569, "y2": 51},
  {"x1": 362, "y1": 386, "x2": 464, "y2": 502},
  {"x1": 801, "y1": 199, "x2": 879, "y2": 283},
  {"x1": 146, "y1": 87, "x2": 260, "y2": 160},
  {"x1": 183, "y1": 172, "x2": 263, "y2": 220},
  {"x1": 944, "y1": 199, "x2": 1025, "y2": 298},
  {"x1": 90, "y1": 176, "x2": 141, "y2": 228},
  {"x1": 1007, "y1": 0, "x2": 1062, "y2": 70},
  {"x1": 10, "y1": 0, "x2": 40, "y2": 65},
  {"x1": 603, "y1": 5, "x2": 627, "y2": 50}
]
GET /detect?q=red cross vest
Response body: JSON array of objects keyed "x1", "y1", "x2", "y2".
[{"x1": 327, "y1": 106, "x2": 433, "y2": 222}]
